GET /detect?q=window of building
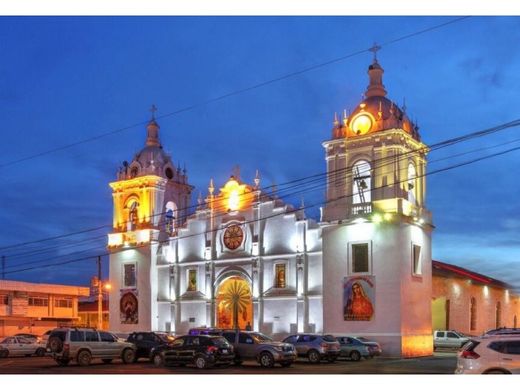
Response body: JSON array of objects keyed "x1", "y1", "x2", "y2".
[
  {"x1": 496, "y1": 301, "x2": 502, "y2": 328},
  {"x1": 351, "y1": 242, "x2": 370, "y2": 274},
  {"x1": 470, "y1": 297, "x2": 477, "y2": 331},
  {"x1": 352, "y1": 160, "x2": 371, "y2": 204},
  {"x1": 55, "y1": 298, "x2": 72, "y2": 308},
  {"x1": 28, "y1": 297, "x2": 48, "y2": 307},
  {"x1": 0, "y1": 295, "x2": 8, "y2": 305},
  {"x1": 408, "y1": 162, "x2": 417, "y2": 205},
  {"x1": 274, "y1": 263, "x2": 286, "y2": 288},
  {"x1": 123, "y1": 263, "x2": 137, "y2": 288},
  {"x1": 412, "y1": 244, "x2": 422, "y2": 275},
  {"x1": 187, "y1": 269, "x2": 197, "y2": 292}
]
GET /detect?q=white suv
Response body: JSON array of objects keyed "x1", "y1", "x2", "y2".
[{"x1": 455, "y1": 335, "x2": 520, "y2": 374}]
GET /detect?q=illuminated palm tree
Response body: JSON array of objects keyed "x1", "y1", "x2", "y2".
[{"x1": 220, "y1": 279, "x2": 250, "y2": 329}]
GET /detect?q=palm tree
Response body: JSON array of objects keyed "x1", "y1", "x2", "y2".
[{"x1": 219, "y1": 279, "x2": 250, "y2": 329}]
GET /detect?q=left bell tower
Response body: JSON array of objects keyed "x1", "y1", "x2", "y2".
[{"x1": 108, "y1": 109, "x2": 193, "y2": 333}]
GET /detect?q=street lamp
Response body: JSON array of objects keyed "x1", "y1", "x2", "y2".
[{"x1": 97, "y1": 280, "x2": 111, "y2": 330}]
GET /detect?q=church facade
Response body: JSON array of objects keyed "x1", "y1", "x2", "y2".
[{"x1": 107, "y1": 58, "x2": 518, "y2": 357}]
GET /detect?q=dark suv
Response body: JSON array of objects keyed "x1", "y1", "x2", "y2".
[
  {"x1": 152, "y1": 335, "x2": 234, "y2": 369},
  {"x1": 126, "y1": 332, "x2": 175, "y2": 362}
]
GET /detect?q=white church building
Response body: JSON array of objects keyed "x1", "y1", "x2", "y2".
[{"x1": 108, "y1": 57, "x2": 434, "y2": 357}]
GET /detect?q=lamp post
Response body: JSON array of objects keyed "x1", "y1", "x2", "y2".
[{"x1": 97, "y1": 256, "x2": 111, "y2": 330}]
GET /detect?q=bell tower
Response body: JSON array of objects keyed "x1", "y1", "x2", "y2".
[
  {"x1": 321, "y1": 54, "x2": 434, "y2": 357},
  {"x1": 108, "y1": 109, "x2": 193, "y2": 333}
]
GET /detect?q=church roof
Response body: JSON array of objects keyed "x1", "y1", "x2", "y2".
[{"x1": 432, "y1": 259, "x2": 512, "y2": 290}]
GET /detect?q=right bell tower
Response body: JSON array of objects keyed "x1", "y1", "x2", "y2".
[{"x1": 321, "y1": 52, "x2": 434, "y2": 357}]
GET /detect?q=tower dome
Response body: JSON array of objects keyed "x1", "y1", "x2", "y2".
[{"x1": 332, "y1": 58, "x2": 419, "y2": 140}]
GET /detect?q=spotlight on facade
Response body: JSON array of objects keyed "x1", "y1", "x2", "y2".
[
  {"x1": 353, "y1": 217, "x2": 367, "y2": 224},
  {"x1": 418, "y1": 218, "x2": 425, "y2": 225},
  {"x1": 372, "y1": 213, "x2": 383, "y2": 224}
]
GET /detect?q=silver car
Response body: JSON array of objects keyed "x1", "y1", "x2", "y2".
[
  {"x1": 336, "y1": 336, "x2": 382, "y2": 361},
  {"x1": 0, "y1": 336, "x2": 47, "y2": 358},
  {"x1": 47, "y1": 327, "x2": 137, "y2": 366},
  {"x1": 282, "y1": 334, "x2": 340, "y2": 363},
  {"x1": 433, "y1": 330, "x2": 469, "y2": 350}
]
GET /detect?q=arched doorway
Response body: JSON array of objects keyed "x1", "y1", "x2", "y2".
[{"x1": 216, "y1": 276, "x2": 253, "y2": 330}]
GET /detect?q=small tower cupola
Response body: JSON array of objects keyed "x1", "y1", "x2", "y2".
[
  {"x1": 365, "y1": 59, "x2": 387, "y2": 98},
  {"x1": 145, "y1": 105, "x2": 161, "y2": 147}
]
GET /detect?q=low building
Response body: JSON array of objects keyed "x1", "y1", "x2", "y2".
[
  {"x1": 432, "y1": 260, "x2": 519, "y2": 335},
  {"x1": 0, "y1": 280, "x2": 90, "y2": 337},
  {"x1": 75, "y1": 299, "x2": 109, "y2": 330}
]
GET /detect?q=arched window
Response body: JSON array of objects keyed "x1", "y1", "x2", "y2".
[
  {"x1": 130, "y1": 166, "x2": 139, "y2": 178},
  {"x1": 408, "y1": 162, "x2": 417, "y2": 205},
  {"x1": 496, "y1": 301, "x2": 502, "y2": 328},
  {"x1": 352, "y1": 160, "x2": 371, "y2": 204},
  {"x1": 470, "y1": 297, "x2": 477, "y2": 331}
]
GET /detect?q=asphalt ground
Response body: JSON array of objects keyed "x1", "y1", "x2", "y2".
[{"x1": 0, "y1": 351, "x2": 458, "y2": 374}]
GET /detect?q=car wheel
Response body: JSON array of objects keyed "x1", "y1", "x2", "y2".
[
  {"x1": 56, "y1": 359, "x2": 69, "y2": 366},
  {"x1": 35, "y1": 348, "x2": 46, "y2": 357},
  {"x1": 102, "y1": 359, "x2": 113, "y2": 364},
  {"x1": 350, "y1": 351, "x2": 361, "y2": 362},
  {"x1": 48, "y1": 336, "x2": 63, "y2": 353},
  {"x1": 152, "y1": 353, "x2": 164, "y2": 367},
  {"x1": 280, "y1": 362, "x2": 292, "y2": 368},
  {"x1": 308, "y1": 349, "x2": 320, "y2": 364},
  {"x1": 122, "y1": 348, "x2": 136, "y2": 364},
  {"x1": 194, "y1": 355, "x2": 208, "y2": 369},
  {"x1": 484, "y1": 369, "x2": 510, "y2": 374},
  {"x1": 259, "y1": 352, "x2": 275, "y2": 368},
  {"x1": 77, "y1": 350, "x2": 92, "y2": 367}
]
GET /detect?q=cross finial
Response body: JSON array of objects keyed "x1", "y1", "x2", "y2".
[
  {"x1": 150, "y1": 104, "x2": 157, "y2": 120},
  {"x1": 369, "y1": 42, "x2": 381, "y2": 62}
]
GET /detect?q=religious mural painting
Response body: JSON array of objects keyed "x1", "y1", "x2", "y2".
[
  {"x1": 120, "y1": 290, "x2": 138, "y2": 324},
  {"x1": 343, "y1": 276, "x2": 375, "y2": 321},
  {"x1": 187, "y1": 269, "x2": 197, "y2": 292}
]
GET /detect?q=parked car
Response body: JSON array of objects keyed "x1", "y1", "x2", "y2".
[
  {"x1": 0, "y1": 336, "x2": 47, "y2": 358},
  {"x1": 126, "y1": 331, "x2": 175, "y2": 362},
  {"x1": 336, "y1": 336, "x2": 382, "y2": 361},
  {"x1": 41, "y1": 330, "x2": 52, "y2": 344},
  {"x1": 455, "y1": 335, "x2": 520, "y2": 374},
  {"x1": 282, "y1": 334, "x2": 340, "y2": 363},
  {"x1": 433, "y1": 330, "x2": 469, "y2": 350},
  {"x1": 483, "y1": 328, "x2": 520, "y2": 336},
  {"x1": 220, "y1": 330, "x2": 296, "y2": 368},
  {"x1": 152, "y1": 334, "x2": 234, "y2": 369},
  {"x1": 46, "y1": 327, "x2": 137, "y2": 366}
]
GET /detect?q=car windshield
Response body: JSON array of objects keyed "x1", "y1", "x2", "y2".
[
  {"x1": 211, "y1": 337, "x2": 230, "y2": 347},
  {"x1": 356, "y1": 337, "x2": 371, "y2": 342},
  {"x1": 157, "y1": 334, "x2": 175, "y2": 343},
  {"x1": 251, "y1": 333, "x2": 272, "y2": 342}
]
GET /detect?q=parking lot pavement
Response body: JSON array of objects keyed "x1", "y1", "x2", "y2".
[{"x1": 0, "y1": 352, "x2": 458, "y2": 374}]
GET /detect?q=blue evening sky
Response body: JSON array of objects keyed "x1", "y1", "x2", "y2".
[{"x1": 1, "y1": 16, "x2": 520, "y2": 289}]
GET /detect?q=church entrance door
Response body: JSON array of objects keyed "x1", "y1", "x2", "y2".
[{"x1": 216, "y1": 276, "x2": 253, "y2": 330}]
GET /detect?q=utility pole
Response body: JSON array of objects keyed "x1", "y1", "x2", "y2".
[{"x1": 97, "y1": 256, "x2": 103, "y2": 330}]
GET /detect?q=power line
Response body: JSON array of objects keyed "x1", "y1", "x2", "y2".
[
  {"x1": 0, "y1": 17, "x2": 470, "y2": 171},
  {"x1": 4, "y1": 137, "x2": 519, "y2": 276},
  {"x1": 2, "y1": 113, "x2": 519, "y2": 256}
]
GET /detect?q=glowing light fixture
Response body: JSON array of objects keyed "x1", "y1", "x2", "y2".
[
  {"x1": 228, "y1": 189, "x2": 240, "y2": 211},
  {"x1": 353, "y1": 217, "x2": 367, "y2": 224},
  {"x1": 351, "y1": 113, "x2": 373, "y2": 135},
  {"x1": 372, "y1": 213, "x2": 383, "y2": 224}
]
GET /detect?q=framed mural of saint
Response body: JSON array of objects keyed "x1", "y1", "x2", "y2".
[
  {"x1": 343, "y1": 276, "x2": 375, "y2": 321},
  {"x1": 120, "y1": 290, "x2": 138, "y2": 324}
]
